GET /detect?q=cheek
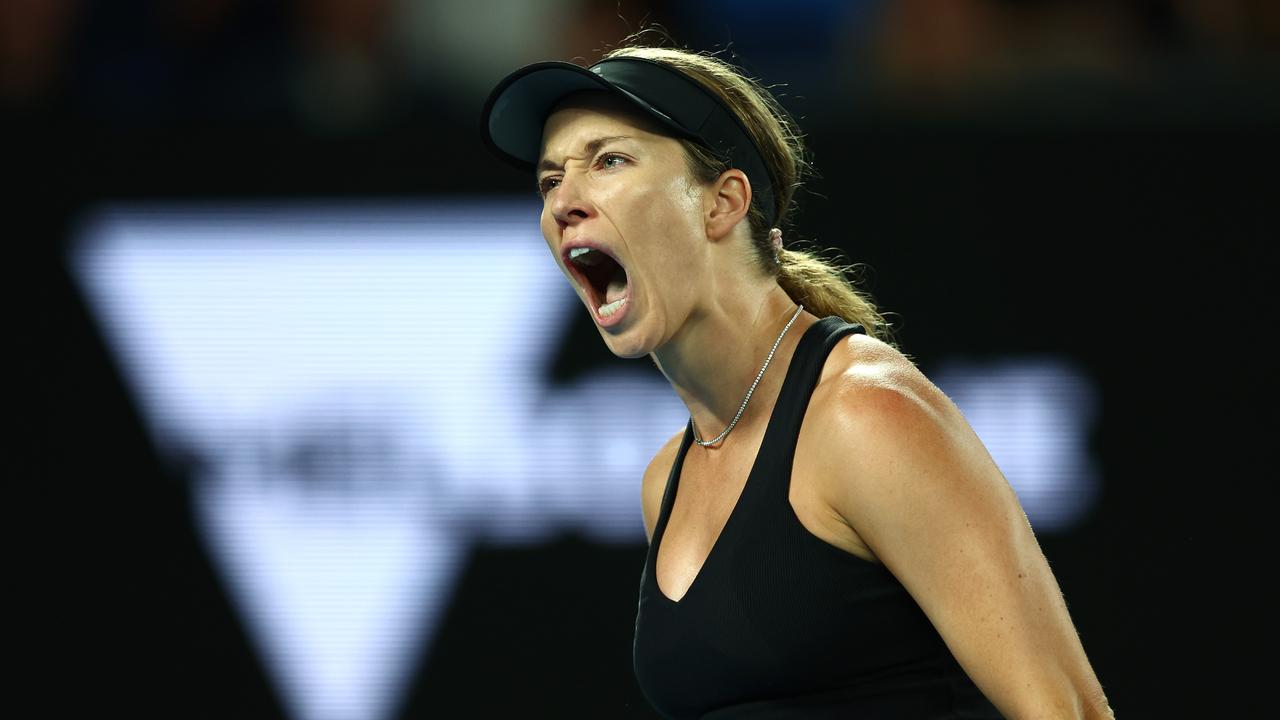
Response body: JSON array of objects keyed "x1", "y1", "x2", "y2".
[
  {"x1": 668, "y1": 173, "x2": 704, "y2": 215},
  {"x1": 640, "y1": 174, "x2": 705, "y2": 248},
  {"x1": 539, "y1": 209, "x2": 570, "y2": 276},
  {"x1": 616, "y1": 175, "x2": 701, "y2": 239},
  {"x1": 629, "y1": 178, "x2": 706, "y2": 302},
  {"x1": 540, "y1": 208, "x2": 560, "y2": 248}
]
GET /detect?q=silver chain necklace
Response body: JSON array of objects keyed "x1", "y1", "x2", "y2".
[{"x1": 691, "y1": 303, "x2": 805, "y2": 447}]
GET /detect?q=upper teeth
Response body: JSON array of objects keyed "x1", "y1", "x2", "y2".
[{"x1": 568, "y1": 247, "x2": 602, "y2": 265}]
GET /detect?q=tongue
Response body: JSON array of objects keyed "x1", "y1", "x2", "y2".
[{"x1": 604, "y1": 266, "x2": 628, "y2": 304}]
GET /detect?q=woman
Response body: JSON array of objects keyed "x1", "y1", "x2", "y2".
[{"x1": 481, "y1": 42, "x2": 1114, "y2": 720}]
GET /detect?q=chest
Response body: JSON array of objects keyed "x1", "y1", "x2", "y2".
[{"x1": 654, "y1": 415, "x2": 877, "y2": 604}]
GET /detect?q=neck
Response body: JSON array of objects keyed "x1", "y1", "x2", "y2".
[{"x1": 650, "y1": 282, "x2": 814, "y2": 451}]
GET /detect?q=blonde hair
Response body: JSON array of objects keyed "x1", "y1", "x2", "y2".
[{"x1": 601, "y1": 39, "x2": 894, "y2": 344}]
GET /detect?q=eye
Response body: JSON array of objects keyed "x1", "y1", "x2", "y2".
[
  {"x1": 598, "y1": 153, "x2": 628, "y2": 170},
  {"x1": 537, "y1": 175, "x2": 561, "y2": 197}
]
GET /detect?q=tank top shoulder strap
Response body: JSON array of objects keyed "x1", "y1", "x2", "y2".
[
  {"x1": 752, "y1": 316, "x2": 866, "y2": 500},
  {"x1": 651, "y1": 316, "x2": 865, "y2": 536},
  {"x1": 771, "y1": 315, "x2": 866, "y2": 431},
  {"x1": 655, "y1": 422, "x2": 696, "y2": 545}
]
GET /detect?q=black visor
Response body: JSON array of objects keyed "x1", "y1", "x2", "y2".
[{"x1": 480, "y1": 57, "x2": 777, "y2": 224}]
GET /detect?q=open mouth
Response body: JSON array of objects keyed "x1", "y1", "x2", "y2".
[{"x1": 566, "y1": 246, "x2": 630, "y2": 319}]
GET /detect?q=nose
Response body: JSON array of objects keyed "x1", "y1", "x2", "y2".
[{"x1": 549, "y1": 171, "x2": 593, "y2": 233}]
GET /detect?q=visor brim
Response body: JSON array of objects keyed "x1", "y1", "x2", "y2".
[{"x1": 480, "y1": 60, "x2": 697, "y2": 172}]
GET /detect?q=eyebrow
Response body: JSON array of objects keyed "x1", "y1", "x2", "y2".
[{"x1": 537, "y1": 135, "x2": 632, "y2": 174}]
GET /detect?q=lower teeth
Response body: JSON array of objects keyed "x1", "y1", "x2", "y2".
[{"x1": 598, "y1": 297, "x2": 627, "y2": 317}]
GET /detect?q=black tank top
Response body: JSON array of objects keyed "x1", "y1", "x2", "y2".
[{"x1": 633, "y1": 316, "x2": 1002, "y2": 719}]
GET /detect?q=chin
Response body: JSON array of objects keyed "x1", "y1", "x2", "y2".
[{"x1": 597, "y1": 324, "x2": 654, "y2": 360}]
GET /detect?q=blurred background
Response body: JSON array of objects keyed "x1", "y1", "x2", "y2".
[{"x1": 21, "y1": 1, "x2": 1276, "y2": 718}]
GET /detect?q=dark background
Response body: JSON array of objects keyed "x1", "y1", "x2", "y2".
[{"x1": 22, "y1": 1, "x2": 1276, "y2": 717}]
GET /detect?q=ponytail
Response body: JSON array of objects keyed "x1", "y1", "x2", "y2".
[{"x1": 775, "y1": 245, "x2": 894, "y2": 345}]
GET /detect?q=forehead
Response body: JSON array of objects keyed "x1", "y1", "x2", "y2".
[{"x1": 539, "y1": 91, "x2": 674, "y2": 161}]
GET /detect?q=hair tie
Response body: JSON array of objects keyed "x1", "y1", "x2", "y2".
[{"x1": 769, "y1": 228, "x2": 784, "y2": 264}]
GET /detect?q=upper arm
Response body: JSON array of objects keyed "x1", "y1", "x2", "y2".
[
  {"x1": 641, "y1": 429, "x2": 685, "y2": 545},
  {"x1": 816, "y1": 368, "x2": 1112, "y2": 719}
]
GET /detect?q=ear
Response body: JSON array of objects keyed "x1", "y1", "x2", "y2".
[{"x1": 705, "y1": 168, "x2": 752, "y2": 242}]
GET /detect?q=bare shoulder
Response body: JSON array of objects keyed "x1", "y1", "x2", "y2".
[
  {"x1": 809, "y1": 334, "x2": 1113, "y2": 716},
  {"x1": 806, "y1": 330, "x2": 1002, "y2": 551},
  {"x1": 811, "y1": 332, "x2": 958, "y2": 439},
  {"x1": 641, "y1": 428, "x2": 685, "y2": 544}
]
